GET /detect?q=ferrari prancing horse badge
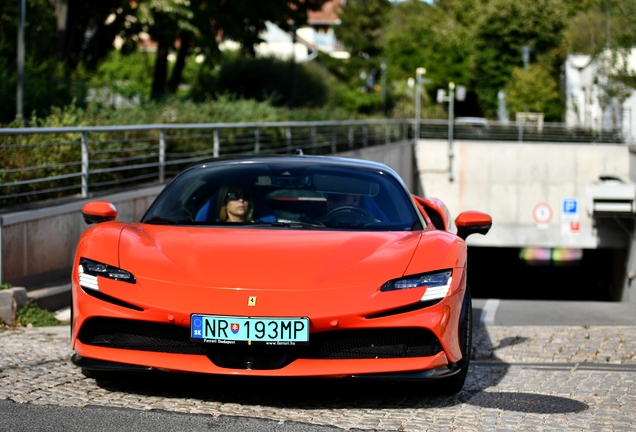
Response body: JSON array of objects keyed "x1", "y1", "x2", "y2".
[{"x1": 248, "y1": 296, "x2": 257, "y2": 306}]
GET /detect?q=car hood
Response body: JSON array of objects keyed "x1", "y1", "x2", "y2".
[{"x1": 119, "y1": 224, "x2": 422, "y2": 290}]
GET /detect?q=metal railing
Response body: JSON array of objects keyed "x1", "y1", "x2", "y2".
[
  {"x1": 419, "y1": 119, "x2": 624, "y2": 143},
  {"x1": 0, "y1": 118, "x2": 624, "y2": 206},
  {"x1": 0, "y1": 119, "x2": 410, "y2": 205}
]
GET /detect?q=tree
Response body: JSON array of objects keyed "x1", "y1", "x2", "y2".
[
  {"x1": 335, "y1": 0, "x2": 391, "y2": 60},
  {"x1": 136, "y1": 0, "x2": 328, "y2": 99},
  {"x1": 504, "y1": 65, "x2": 562, "y2": 120},
  {"x1": 319, "y1": 0, "x2": 391, "y2": 112},
  {"x1": 472, "y1": 0, "x2": 569, "y2": 117},
  {"x1": 46, "y1": 0, "x2": 138, "y2": 71},
  {"x1": 383, "y1": 0, "x2": 478, "y2": 115}
]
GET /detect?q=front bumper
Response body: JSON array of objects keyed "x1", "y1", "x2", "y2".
[{"x1": 71, "y1": 347, "x2": 454, "y2": 379}]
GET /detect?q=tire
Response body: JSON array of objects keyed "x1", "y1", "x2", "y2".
[{"x1": 427, "y1": 284, "x2": 472, "y2": 395}]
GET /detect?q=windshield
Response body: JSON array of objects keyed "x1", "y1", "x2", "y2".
[{"x1": 141, "y1": 160, "x2": 422, "y2": 231}]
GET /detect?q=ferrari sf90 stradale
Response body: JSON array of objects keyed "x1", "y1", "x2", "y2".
[{"x1": 71, "y1": 155, "x2": 491, "y2": 394}]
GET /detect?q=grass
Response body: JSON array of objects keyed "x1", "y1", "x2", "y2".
[
  {"x1": 0, "y1": 283, "x2": 11, "y2": 290},
  {"x1": 16, "y1": 302, "x2": 62, "y2": 327}
]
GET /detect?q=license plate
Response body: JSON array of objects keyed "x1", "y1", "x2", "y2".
[{"x1": 190, "y1": 314, "x2": 310, "y2": 346}]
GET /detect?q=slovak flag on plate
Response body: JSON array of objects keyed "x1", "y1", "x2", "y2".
[{"x1": 231, "y1": 323, "x2": 240, "y2": 334}]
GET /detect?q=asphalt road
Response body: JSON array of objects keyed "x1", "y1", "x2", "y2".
[{"x1": 0, "y1": 399, "x2": 362, "y2": 432}]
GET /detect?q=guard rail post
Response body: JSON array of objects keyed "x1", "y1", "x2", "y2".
[
  {"x1": 363, "y1": 125, "x2": 368, "y2": 147},
  {"x1": 286, "y1": 127, "x2": 292, "y2": 154},
  {"x1": 81, "y1": 131, "x2": 89, "y2": 198},
  {"x1": 254, "y1": 127, "x2": 260, "y2": 154},
  {"x1": 159, "y1": 129, "x2": 166, "y2": 183},
  {"x1": 311, "y1": 126, "x2": 317, "y2": 153},
  {"x1": 213, "y1": 129, "x2": 220, "y2": 158},
  {"x1": 331, "y1": 126, "x2": 337, "y2": 154}
]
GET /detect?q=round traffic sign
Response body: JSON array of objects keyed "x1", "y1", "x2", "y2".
[{"x1": 533, "y1": 203, "x2": 552, "y2": 224}]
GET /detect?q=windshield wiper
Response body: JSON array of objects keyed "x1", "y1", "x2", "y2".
[
  {"x1": 144, "y1": 217, "x2": 189, "y2": 225},
  {"x1": 267, "y1": 221, "x2": 326, "y2": 229}
]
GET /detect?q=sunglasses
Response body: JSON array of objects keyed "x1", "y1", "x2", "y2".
[{"x1": 226, "y1": 191, "x2": 250, "y2": 201}]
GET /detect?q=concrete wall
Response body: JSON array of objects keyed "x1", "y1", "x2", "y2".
[
  {"x1": 338, "y1": 140, "x2": 418, "y2": 194},
  {"x1": 417, "y1": 139, "x2": 631, "y2": 249},
  {"x1": 0, "y1": 186, "x2": 164, "y2": 288},
  {"x1": 0, "y1": 142, "x2": 414, "y2": 290}
]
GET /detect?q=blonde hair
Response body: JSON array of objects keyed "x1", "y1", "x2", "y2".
[{"x1": 216, "y1": 183, "x2": 253, "y2": 222}]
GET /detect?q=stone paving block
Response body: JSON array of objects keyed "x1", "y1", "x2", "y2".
[{"x1": 1, "y1": 325, "x2": 636, "y2": 430}]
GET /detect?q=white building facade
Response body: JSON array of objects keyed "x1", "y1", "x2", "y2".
[{"x1": 565, "y1": 49, "x2": 636, "y2": 143}]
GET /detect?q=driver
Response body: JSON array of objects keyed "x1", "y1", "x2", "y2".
[
  {"x1": 325, "y1": 193, "x2": 360, "y2": 212},
  {"x1": 216, "y1": 183, "x2": 253, "y2": 222}
]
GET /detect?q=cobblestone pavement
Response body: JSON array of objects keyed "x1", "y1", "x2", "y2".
[{"x1": 1, "y1": 325, "x2": 635, "y2": 431}]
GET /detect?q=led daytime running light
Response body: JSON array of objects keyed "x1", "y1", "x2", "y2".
[
  {"x1": 381, "y1": 270, "x2": 452, "y2": 301},
  {"x1": 79, "y1": 258, "x2": 136, "y2": 285}
]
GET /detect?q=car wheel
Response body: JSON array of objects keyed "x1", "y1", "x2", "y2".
[{"x1": 428, "y1": 284, "x2": 472, "y2": 395}]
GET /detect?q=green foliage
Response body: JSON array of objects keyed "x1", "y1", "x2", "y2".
[
  {"x1": 504, "y1": 65, "x2": 562, "y2": 121},
  {"x1": 16, "y1": 302, "x2": 62, "y2": 327},
  {"x1": 383, "y1": 0, "x2": 476, "y2": 115},
  {"x1": 472, "y1": 0, "x2": 569, "y2": 117},
  {"x1": 0, "y1": 283, "x2": 12, "y2": 291},
  {"x1": 335, "y1": 0, "x2": 392, "y2": 59},
  {"x1": 335, "y1": 87, "x2": 383, "y2": 114},
  {"x1": 0, "y1": 58, "x2": 88, "y2": 123},
  {"x1": 88, "y1": 50, "x2": 156, "y2": 102},
  {"x1": 320, "y1": 0, "x2": 392, "y2": 114},
  {"x1": 211, "y1": 57, "x2": 331, "y2": 108}
]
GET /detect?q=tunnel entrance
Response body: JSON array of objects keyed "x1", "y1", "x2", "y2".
[{"x1": 467, "y1": 247, "x2": 622, "y2": 301}]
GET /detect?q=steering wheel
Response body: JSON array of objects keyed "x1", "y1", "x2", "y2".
[
  {"x1": 325, "y1": 205, "x2": 372, "y2": 218},
  {"x1": 320, "y1": 206, "x2": 380, "y2": 225}
]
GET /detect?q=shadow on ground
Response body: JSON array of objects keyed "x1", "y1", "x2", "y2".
[{"x1": 86, "y1": 306, "x2": 588, "y2": 415}]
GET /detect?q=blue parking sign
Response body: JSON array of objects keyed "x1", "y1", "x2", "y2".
[{"x1": 563, "y1": 198, "x2": 578, "y2": 215}]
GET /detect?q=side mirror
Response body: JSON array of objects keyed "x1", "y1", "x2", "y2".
[
  {"x1": 82, "y1": 201, "x2": 117, "y2": 224},
  {"x1": 455, "y1": 211, "x2": 492, "y2": 240}
]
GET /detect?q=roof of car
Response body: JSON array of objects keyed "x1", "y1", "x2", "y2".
[{"x1": 190, "y1": 154, "x2": 399, "y2": 176}]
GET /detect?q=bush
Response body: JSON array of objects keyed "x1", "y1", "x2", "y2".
[
  {"x1": 210, "y1": 57, "x2": 332, "y2": 108},
  {"x1": 0, "y1": 59, "x2": 88, "y2": 124},
  {"x1": 16, "y1": 302, "x2": 62, "y2": 327}
]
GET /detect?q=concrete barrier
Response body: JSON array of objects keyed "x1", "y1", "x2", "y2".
[{"x1": 0, "y1": 185, "x2": 165, "y2": 289}]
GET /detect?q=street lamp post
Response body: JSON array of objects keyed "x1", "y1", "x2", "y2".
[
  {"x1": 437, "y1": 82, "x2": 464, "y2": 182},
  {"x1": 380, "y1": 58, "x2": 387, "y2": 113},
  {"x1": 17, "y1": 0, "x2": 25, "y2": 119},
  {"x1": 289, "y1": 24, "x2": 298, "y2": 109},
  {"x1": 414, "y1": 67, "x2": 426, "y2": 143}
]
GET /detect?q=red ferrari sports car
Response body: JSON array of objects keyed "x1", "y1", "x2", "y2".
[{"x1": 71, "y1": 155, "x2": 491, "y2": 393}]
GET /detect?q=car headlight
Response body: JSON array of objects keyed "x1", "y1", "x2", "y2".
[
  {"x1": 78, "y1": 258, "x2": 136, "y2": 291},
  {"x1": 381, "y1": 270, "x2": 452, "y2": 301}
]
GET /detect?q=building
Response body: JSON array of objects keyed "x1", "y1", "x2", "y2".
[
  {"x1": 564, "y1": 48, "x2": 636, "y2": 143},
  {"x1": 252, "y1": 0, "x2": 349, "y2": 62}
]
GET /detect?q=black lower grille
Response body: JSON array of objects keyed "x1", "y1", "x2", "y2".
[
  {"x1": 78, "y1": 318, "x2": 206, "y2": 354},
  {"x1": 312, "y1": 328, "x2": 442, "y2": 359},
  {"x1": 78, "y1": 318, "x2": 442, "y2": 368}
]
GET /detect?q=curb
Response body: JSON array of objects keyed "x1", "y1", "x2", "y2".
[
  {"x1": 0, "y1": 287, "x2": 28, "y2": 325},
  {"x1": 28, "y1": 284, "x2": 72, "y2": 313}
]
